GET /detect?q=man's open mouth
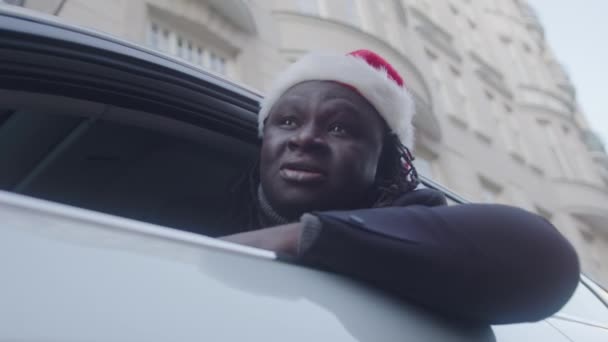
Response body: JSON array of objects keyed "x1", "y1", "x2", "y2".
[{"x1": 279, "y1": 162, "x2": 327, "y2": 183}]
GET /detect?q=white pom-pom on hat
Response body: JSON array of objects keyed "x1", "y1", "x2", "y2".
[{"x1": 258, "y1": 49, "x2": 416, "y2": 149}]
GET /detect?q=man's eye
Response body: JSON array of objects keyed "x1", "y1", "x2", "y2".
[
  {"x1": 329, "y1": 124, "x2": 347, "y2": 135},
  {"x1": 278, "y1": 117, "x2": 297, "y2": 127}
]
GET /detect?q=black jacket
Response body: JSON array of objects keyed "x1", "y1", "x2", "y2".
[{"x1": 299, "y1": 188, "x2": 580, "y2": 324}]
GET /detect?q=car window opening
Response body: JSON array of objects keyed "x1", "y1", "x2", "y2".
[{"x1": 0, "y1": 94, "x2": 257, "y2": 237}]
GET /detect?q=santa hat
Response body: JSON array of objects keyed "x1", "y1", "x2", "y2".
[{"x1": 258, "y1": 49, "x2": 416, "y2": 149}]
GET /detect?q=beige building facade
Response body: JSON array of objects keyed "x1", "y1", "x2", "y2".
[{"x1": 4, "y1": 0, "x2": 608, "y2": 286}]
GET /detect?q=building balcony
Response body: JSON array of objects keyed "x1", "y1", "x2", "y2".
[
  {"x1": 591, "y1": 152, "x2": 608, "y2": 182},
  {"x1": 553, "y1": 178, "x2": 608, "y2": 214},
  {"x1": 518, "y1": 85, "x2": 575, "y2": 119}
]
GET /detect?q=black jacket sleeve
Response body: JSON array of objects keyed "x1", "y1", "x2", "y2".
[{"x1": 298, "y1": 189, "x2": 580, "y2": 324}]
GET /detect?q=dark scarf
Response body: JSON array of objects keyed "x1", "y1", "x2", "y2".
[{"x1": 257, "y1": 185, "x2": 290, "y2": 226}]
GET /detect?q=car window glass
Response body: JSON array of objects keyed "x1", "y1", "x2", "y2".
[
  {"x1": 547, "y1": 318, "x2": 608, "y2": 342},
  {"x1": 0, "y1": 95, "x2": 257, "y2": 237},
  {"x1": 584, "y1": 278, "x2": 608, "y2": 305},
  {"x1": 446, "y1": 197, "x2": 459, "y2": 206},
  {"x1": 492, "y1": 321, "x2": 573, "y2": 342},
  {"x1": 559, "y1": 281, "x2": 608, "y2": 323}
]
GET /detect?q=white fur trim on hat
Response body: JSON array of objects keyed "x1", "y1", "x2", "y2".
[{"x1": 258, "y1": 51, "x2": 416, "y2": 149}]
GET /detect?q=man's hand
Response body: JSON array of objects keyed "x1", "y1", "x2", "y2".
[{"x1": 220, "y1": 222, "x2": 304, "y2": 256}]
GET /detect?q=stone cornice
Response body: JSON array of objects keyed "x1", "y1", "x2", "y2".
[
  {"x1": 519, "y1": 84, "x2": 575, "y2": 113},
  {"x1": 518, "y1": 103, "x2": 574, "y2": 122}
]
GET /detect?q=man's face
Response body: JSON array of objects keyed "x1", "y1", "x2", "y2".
[{"x1": 260, "y1": 81, "x2": 385, "y2": 219}]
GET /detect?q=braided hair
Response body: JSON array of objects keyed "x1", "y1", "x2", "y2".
[{"x1": 372, "y1": 133, "x2": 419, "y2": 207}]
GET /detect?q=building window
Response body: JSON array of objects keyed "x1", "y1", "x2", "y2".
[
  {"x1": 427, "y1": 51, "x2": 454, "y2": 119},
  {"x1": 479, "y1": 177, "x2": 501, "y2": 203},
  {"x1": 487, "y1": 96, "x2": 515, "y2": 154},
  {"x1": 413, "y1": 156, "x2": 434, "y2": 179},
  {"x1": 375, "y1": 1, "x2": 388, "y2": 36},
  {"x1": 538, "y1": 120, "x2": 574, "y2": 179},
  {"x1": 504, "y1": 105, "x2": 529, "y2": 161},
  {"x1": 395, "y1": 0, "x2": 408, "y2": 26},
  {"x1": 468, "y1": 24, "x2": 484, "y2": 54},
  {"x1": 446, "y1": 66, "x2": 470, "y2": 125},
  {"x1": 563, "y1": 127, "x2": 598, "y2": 184},
  {"x1": 209, "y1": 52, "x2": 227, "y2": 75},
  {"x1": 535, "y1": 206, "x2": 553, "y2": 222},
  {"x1": 426, "y1": 50, "x2": 441, "y2": 86},
  {"x1": 578, "y1": 225, "x2": 596, "y2": 244},
  {"x1": 149, "y1": 23, "x2": 160, "y2": 51},
  {"x1": 449, "y1": 3, "x2": 459, "y2": 15},
  {"x1": 0, "y1": 0, "x2": 25, "y2": 6},
  {"x1": 505, "y1": 40, "x2": 527, "y2": 83},
  {"x1": 147, "y1": 21, "x2": 231, "y2": 77},
  {"x1": 414, "y1": 0, "x2": 436, "y2": 21},
  {"x1": 148, "y1": 23, "x2": 171, "y2": 53},
  {"x1": 485, "y1": 90, "x2": 494, "y2": 101},
  {"x1": 468, "y1": 88, "x2": 495, "y2": 143},
  {"x1": 344, "y1": 0, "x2": 361, "y2": 26},
  {"x1": 499, "y1": 104, "x2": 514, "y2": 154},
  {"x1": 467, "y1": 18, "x2": 477, "y2": 29},
  {"x1": 297, "y1": 0, "x2": 322, "y2": 16}
]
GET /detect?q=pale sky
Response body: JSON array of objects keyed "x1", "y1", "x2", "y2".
[{"x1": 528, "y1": 0, "x2": 608, "y2": 146}]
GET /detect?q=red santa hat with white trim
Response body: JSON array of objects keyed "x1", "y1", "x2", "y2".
[{"x1": 258, "y1": 49, "x2": 416, "y2": 149}]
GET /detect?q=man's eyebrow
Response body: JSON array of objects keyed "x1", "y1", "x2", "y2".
[
  {"x1": 322, "y1": 98, "x2": 365, "y2": 117},
  {"x1": 282, "y1": 94, "x2": 307, "y2": 101},
  {"x1": 274, "y1": 96, "x2": 306, "y2": 112}
]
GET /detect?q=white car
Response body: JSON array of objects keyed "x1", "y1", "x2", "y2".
[{"x1": 0, "y1": 6, "x2": 607, "y2": 341}]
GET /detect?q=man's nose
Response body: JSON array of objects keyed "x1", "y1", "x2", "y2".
[{"x1": 287, "y1": 124, "x2": 327, "y2": 151}]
